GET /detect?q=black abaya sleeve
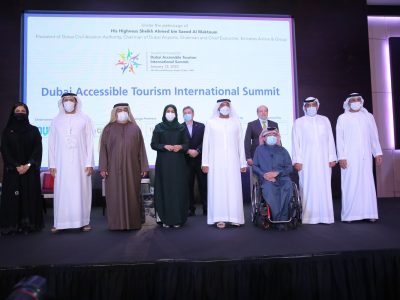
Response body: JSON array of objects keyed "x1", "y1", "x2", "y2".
[
  {"x1": 179, "y1": 128, "x2": 189, "y2": 153},
  {"x1": 0, "y1": 131, "x2": 20, "y2": 168},
  {"x1": 150, "y1": 125, "x2": 167, "y2": 152},
  {"x1": 28, "y1": 127, "x2": 42, "y2": 170}
]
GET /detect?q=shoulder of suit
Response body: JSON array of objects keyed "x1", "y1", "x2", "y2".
[
  {"x1": 248, "y1": 119, "x2": 259, "y2": 125},
  {"x1": 194, "y1": 120, "x2": 205, "y2": 126}
]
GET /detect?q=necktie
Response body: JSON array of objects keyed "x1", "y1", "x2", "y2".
[{"x1": 262, "y1": 121, "x2": 266, "y2": 129}]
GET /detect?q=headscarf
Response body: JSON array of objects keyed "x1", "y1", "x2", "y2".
[
  {"x1": 259, "y1": 126, "x2": 281, "y2": 145},
  {"x1": 99, "y1": 103, "x2": 138, "y2": 151},
  {"x1": 56, "y1": 92, "x2": 83, "y2": 116},
  {"x1": 160, "y1": 104, "x2": 183, "y2": 130},
  {"x1": 210, "y1": 99, "x2": 239, "y2": 119},
  {"x1": 109, "y1": 103, "x2": 137, "y2": 125},
  {"x1": 343, "y1": 92, "x2": 368, "y2": 113},
  {"x1": 302, "y1": 96, "x2": 320, "y2": 114},
  {"x1": 5, "y1": 102, "x2": 31, "y2": 133}
]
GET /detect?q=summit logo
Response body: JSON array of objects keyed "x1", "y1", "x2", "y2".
[{"x1": 116, "y1": 49, "x2": 141, "y2": 74}]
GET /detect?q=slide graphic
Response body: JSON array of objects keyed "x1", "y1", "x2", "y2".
[
  {"x1": 116, "y1": 49, "x2": 141, "y2": 74},
  {"x1": 23, "y1": 13, "x2": 296, "y2": 165}
]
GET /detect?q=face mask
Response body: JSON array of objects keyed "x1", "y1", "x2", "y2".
[
  {"x1": 350, "y1": 102, "x2": 362, "y2": 111},
  {"x1": 63, "y1": 101, "x2": 75, "y2": 113},
  {"x1": 219, "y1": 106, "x2": 230, "y2": 116},
  {"x1": 306, "y1": 107, "x2": 317, "y2": 117},
  {"x1": 266, "y1": 135, "x2": 277, "y2": 146},
  {"x1": 165, "y1": 112, "x2": 175, "y2": 122},
  {"x1": 117, "y1": 111, "x2": 129, "y2": 123},
  {"x1": 183, "y1": 113, "x2": 193, "y2": 122},
  {"x1": 14, "y1": 113, "x2": 27, "y2": 121}
]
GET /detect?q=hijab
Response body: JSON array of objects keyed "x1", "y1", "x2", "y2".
[
  {"x1": 6, "y1": 102, "x2": 31, "y2": 133},
  {"x1": 160, "y1": 104, "x2": 183, "y2": 130}
]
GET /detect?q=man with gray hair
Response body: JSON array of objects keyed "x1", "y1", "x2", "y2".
[
  {"x1": 244, "y1": 105, "x2": 279, "y2": 166},
  {"x1": 181, "y1": 106, "x2": 207, "y2": 216}
]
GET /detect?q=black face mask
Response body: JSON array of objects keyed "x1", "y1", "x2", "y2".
[{"x1": 14, "y1": 113, "x2": 28, "y2": 121}]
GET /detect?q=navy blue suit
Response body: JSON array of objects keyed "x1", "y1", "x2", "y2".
[
  {"x1": 244, "y1": 119, "x2": 279, "y2": 160},
  {"x1": 182, "y1": 121, "x2": 207, "y2": 214}
]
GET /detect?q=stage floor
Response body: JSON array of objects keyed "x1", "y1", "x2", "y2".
[{"x1": 0, "y1": 198, "x2": 400, "y2": 268}]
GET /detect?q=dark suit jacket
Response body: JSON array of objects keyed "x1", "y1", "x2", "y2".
[
  {"x1": 244, "y1": 119, "x2": 279, "y2": 159},
  {"x1": 182, "y1": 121, "x2": 205, "y2": 153}
]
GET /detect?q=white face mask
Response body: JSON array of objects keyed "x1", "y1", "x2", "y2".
[
  {"x1": 183, "y1": 113, "x2": 193, "y2": 122},
  {"x1": 350, "y1": 102, "x2": 362, "y2": 111},
  {"x1": 63, "y1": 101, "x2": 75, "y2": 113},
  {"x1": 165, "y1": 112, "x2": 175, "y2": 122},
  {"x1": 266, "y1": 135, "x2": 278, "y2": 145},
  {"x1": 219, "y1": 106, "x2": 230, "y2": 116},
  {"x1": 117, "y1": 111, "x2": 129, "y2": 123},
  {"x1": 306, "y1": 106, "x2": 317, "y2": 117}
]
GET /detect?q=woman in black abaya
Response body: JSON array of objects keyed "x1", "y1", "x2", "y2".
[
  {"x1": 0, "y1": 102, "x2": 43, "y2": 234},
  {"x1": 151, "y1": 104, "x2": 189, "y2": 228}
]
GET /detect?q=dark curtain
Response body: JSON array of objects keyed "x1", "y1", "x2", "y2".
[{"x1": 0, "y1": 249, "x2": 399, "y2": 300}]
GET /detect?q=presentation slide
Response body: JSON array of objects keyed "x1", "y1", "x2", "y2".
[{"x1": 22, "y1": 13, "x2": 296, "y2": 166}]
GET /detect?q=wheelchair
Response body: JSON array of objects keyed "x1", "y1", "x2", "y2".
[{"x1": 251, "y1": 178, "x2": 302, "y2": 230}]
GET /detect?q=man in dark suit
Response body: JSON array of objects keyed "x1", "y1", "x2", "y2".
[
  {"x1": 244, "y1": 105, "x2": 279, "y2": 166},
  {"x1": 182, "y1": 106, "x2": 207, "y2": 216}
]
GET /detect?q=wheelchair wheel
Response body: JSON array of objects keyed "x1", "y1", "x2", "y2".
[
  {"x1": 288, "y1": 182, "x2": 302, "y2": 229},
  {"x1": 251, "y1": 181, "x2": 259, "y2": 224}
]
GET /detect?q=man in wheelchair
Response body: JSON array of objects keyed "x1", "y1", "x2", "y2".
[{"x1": 252, "y1": 127, "x2": 293, "y2": 231}]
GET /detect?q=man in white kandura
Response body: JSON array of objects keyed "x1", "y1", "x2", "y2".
[
  {"x1": 48, "y1": 92, "x2": 94, "y2": 233},
  {"x1": 201, "y1": 99, "x2": 247, "y2": 229},
  {"x1": 336, "y1": 92, "x2": 383, "y2": 223},
  {"x1": 292, "y1": 97, "x2": 337, "y2": 224}
]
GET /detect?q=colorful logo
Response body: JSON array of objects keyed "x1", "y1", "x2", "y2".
[{"x1": 116, "y1": 49, "x2": 141, "y2": 74}]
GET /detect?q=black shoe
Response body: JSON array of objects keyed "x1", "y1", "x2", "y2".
[
  {"x1": 203, "y1": 208, "x2": 207, "y2": 215},
  {"x1": 276, "y1": 224, "x2": 287, "y2": 231},
  {"x1": 188, "y1": 209, "x2": 195, "y2": 216}
]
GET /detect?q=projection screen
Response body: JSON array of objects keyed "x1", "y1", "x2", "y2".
[{"x1": 22, "y1": 12, "x2": 297, "y2": 166}]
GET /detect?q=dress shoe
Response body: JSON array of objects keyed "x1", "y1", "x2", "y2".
[
  {"x1": 275, "y1": 224, "x2": 287, "y2": 231},
  {"x1": 216, "y1": 222, "x2": 226, "y2": 229},
  {"x1": 81, "y1": 225, "x2": 92, "y2": 232}
]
